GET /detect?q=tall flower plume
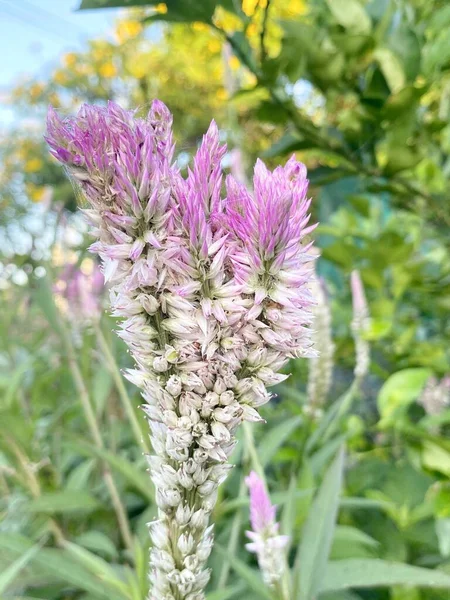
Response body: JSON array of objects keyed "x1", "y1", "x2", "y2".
[{"x1": 46, "y1": 100, "x2": 316, "y2": 600}]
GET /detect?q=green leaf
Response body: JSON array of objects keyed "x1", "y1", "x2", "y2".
[
  {"x1": 25, "y1": 491, "x2": 100, "y2": 514},
  {"x1": 258, "y1": 415, "x2": 303, "y2": 468},
  {"x1": 215, "y1": 546, "x2": 274, "y2": 600},
  {"x1": 320, "y1": 559, "x2": 450, "y2": 592},
  {"x1": 325, "y1": 0, "x2": 371, "y2": 34},
  {"x1": 0, "y1": 534, "x2": 126, "y2": 600},
  {"x1": 422, "y1": 441, "x2": 450, "y2": 477},
  {"x1": 333, "y1": 526, "x2": 379, "y2": 549},
  {"x1": 373, "y1": 48, "x2": 406, "y2": 94},
  {"x1": 294, "y1": 447, "x2": 345, "y2": 600},
  {"x1": 377, "y1": 368, "x2": 431, "y2": 423},
  {"x1": 207, "y1": 583, "x2": 246, "y2": 600},
  {"x1": 281, "y1": 474, "x2": 298, "y2": 553},
  {"x1": 263, "y1": 134, "x2": 314, "y2": 158},
  {"x1": 74, "y1": 531, "x2": 118, "y2": 560},
  {"x1": 68, "y1": 438, "x2": 154, "y2": 501},
  {"x1": 63, "y1": 542, "x2": 130, "y2": 597},
  {"x1": 33, "y1": 276, "x2": 63, "y2": 334},
  {"x1": 0, "y1": 543, "x2": 41, "y2": 594}
]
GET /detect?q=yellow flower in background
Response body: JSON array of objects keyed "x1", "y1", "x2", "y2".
[
  {"x1": 63, "y1": 52, "x2": 78, "y2": 68},
  {"x1": 213, "y1": 6, "x2": 243, "y2": 32},
  {"x1": 208, "y1": 39, "x2": 222, "y2": 53},
  {"x1": 24, "y1": 158, "x2": 43, "y2": 173},
  {"x1": 99, "y1": 62, "x2": 117, "y2": 78},
  {"x1": 155, "y1": 3, "x2": 167, "y2": 14},
  {"x1": 242, "y1": 0, "x2": 259, "y2": 17},
  {"x1": 53, "y1": 70, "x2": 68, "y2": 85},
  {"x1": 29, "y1": 82, "x2": 44, "y2": 100},
  {"x1": 246, "y1": 22, "x2": 258, "y2": 38},
  {"x1": 216, "y1": 88, "x2": 227, "y2": 101},
  {"x1": 229, "y1": 55, "x2": 240, "y2": 71},
  {"x1": 288, "y1": 0, "x2": 308, "y2": 15},
  {"x1": 115, "y1": 19, "x2": 142, "y2": 43},
  {"x1": 27, "y1": 183, "x2": 46, "y2": 203},
  {"x1": 48, "y1": 92, "x2": 61, "y2": 108},
  {"x1": 192, "y1": 22, "x2": 208, "y2": 32}
]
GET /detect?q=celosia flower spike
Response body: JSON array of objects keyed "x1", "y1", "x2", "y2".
[
  {"x1": 245, "y1": 471, "x2": 289, "y2": 588},
  {"x1": 46, "y1": 100, "x2": 317, "y2": 600},
  {"x1": 350, "y1": 270, "x2": 370, "y2": 381}
]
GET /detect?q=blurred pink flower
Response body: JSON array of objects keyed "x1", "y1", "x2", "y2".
[{"x1": 56, "y1": 262, "x2": 104, "y2": 321}]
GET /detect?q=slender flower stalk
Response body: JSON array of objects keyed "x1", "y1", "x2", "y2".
[
  {"x1": 350, "y1": 270, "x2": 370, "y2": 383},
  {"x1": 307, "y1": 278, "x2": 334, "y2": 414},
  {"x1": 245, "y1": 471, "x2": 289, "y2": 590},
  {"x1": 46, "y1": 100, "x2": 316, "y2": 600}
]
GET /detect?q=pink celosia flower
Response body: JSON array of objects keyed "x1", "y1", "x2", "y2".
[
  {"x1": 55, "y1": 262, "x2": 104, "y2": 321},
  {"x1": 245, "y1": 471, "x2": 289, "y2": 587},
  {"x1": 46, "y1": 100, "x2": 316, "y2": 600}
]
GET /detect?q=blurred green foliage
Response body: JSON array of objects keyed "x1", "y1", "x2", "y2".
[{"x1": 1, "y1": 0, "x2": 450, "y2": 599}]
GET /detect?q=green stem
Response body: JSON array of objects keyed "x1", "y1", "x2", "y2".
[
  {"x1": 59, "y1": 317, "x2": 134, "y2": 553},
  {"x1": 217, "y1": 474, "x2": 247, "y2": 589},
  {"x1": 242, "y1": 421, "x2": 265, "y2": 479},
  {"x1": 94, "y1": 321, "x2": 149, "y2": 454}
]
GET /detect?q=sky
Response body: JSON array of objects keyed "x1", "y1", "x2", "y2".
[{"x1": 0, "y1": 0, "x2": 121, "y2": 127}]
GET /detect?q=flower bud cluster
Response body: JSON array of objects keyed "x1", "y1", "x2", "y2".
[{"x1": 46, "y1": 100, "x2": 316, "y2": 599}]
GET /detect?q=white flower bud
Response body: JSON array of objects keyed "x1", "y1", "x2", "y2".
[
  {"x1": 178, "y1": 533, "x2": 195, "y2": 555},
  {"x1": 153, "y1": 356, "x2": 169, "y2": 372},
  {"x1": 193, "y1": 449, "x2": 209, "y2": 464},
  {"x1": 175, "y1": 503, "x2": 192, "y2": 526},
  {"x1": 157, "y1": 488, "x2": 181, "y2": 509},
  {"x1": 220, "y1": 390, "x2": 235, "y2": 405},
  {"x1": 148, "y1": 520, "x2": 169, "y2": 549},
  {"x1": 211, "y1": 421, "x2": 231, "y2": 443},
  {"x1": 213, "y1": 378, "x2": 227, "y2": 394},
  {"x1": 198, "y1": 480, "x2": 217, "y2": 497},
  {"x1": 192, "y1": 422, "x2": 208, "y2": 437},
  {"x1": 165, "y1": 345, "x2": 179, "y2": 364},
  {"x1": 191, "y1": 508, "x2": 208, "y2": 529},
  {"x1": 177, "y1": 416, "x2": 192, "y2": 430},
  {"x1": 184, "y1": 554, "x2": 199, "y2": 571},
  {"x1": 242, "y1": 404, "x2": 265, "y2": 422},
  {"x1": 166, "y1": 375, "x2": 182, "y2": 397}
]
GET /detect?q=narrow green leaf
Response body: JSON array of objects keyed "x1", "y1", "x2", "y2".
[
  {"x1": 25, "y1": 491, "x2": 100, "y2": 514},
  {"x1": 0, "y1": 543, "x2": 41, "y2": 594},
  {"x1": 75, "y1": 531, "x2": 118, "y2": 559},
  {"x1": 215, "y1": 545, "x2": 275, "y2": 600},
  {"x1": 33, "y1": 276, "x2": 63, "y2": 334},
  {"x1": 68, "y1": 438, "x2": 154, "y2": 501},
  {"x1": 258, "y1": 415, "x2": 303, "y2": 468},
  {"x1": 207, "y1": 582, "x2": 246, "y2": 600},
  {"x1": 320, "y1": 559, "x2": 450, "y2": 592},
  {"x1": 63, "y1": 542, "x2": 131, "y2": 597},
  {"x1": 294, "y1": 447, "x2": 345, "y2": 600},
  {"x1": 281, "y1": 474, "x2": 298, "y2": 553},
  {"x1": 333, "y1": 526, "x2": 379, "y2": 549},
  {"x1": 0, "y1": 534, "x2": 126, "y2": 600}
]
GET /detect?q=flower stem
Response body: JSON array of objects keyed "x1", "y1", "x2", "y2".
[
  {"x1": 59, "y1": 316, "x2": 134, "y2": 553},
  {"x1": 94, "y1": 321, "x2": 149, "y2": 453}
]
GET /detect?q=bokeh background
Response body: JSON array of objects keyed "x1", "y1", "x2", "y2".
[{"x1": 1, "y1": 1, "x2": 450, "y2": 599}]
